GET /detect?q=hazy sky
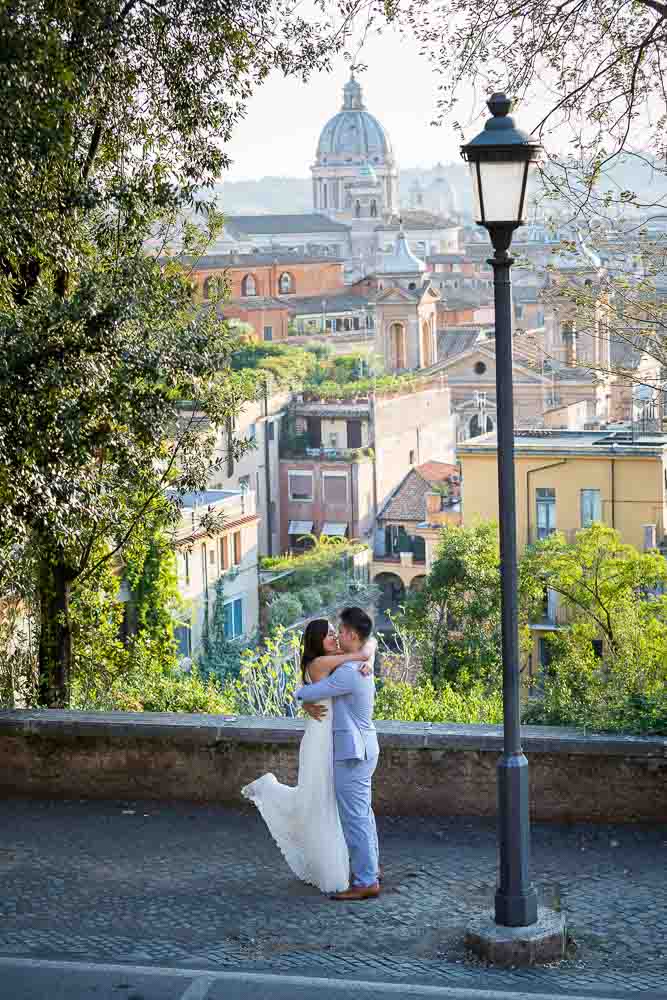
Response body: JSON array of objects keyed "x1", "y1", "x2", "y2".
[{"x1": 222, "y1": 25, "x2": 485, "y2": 182}]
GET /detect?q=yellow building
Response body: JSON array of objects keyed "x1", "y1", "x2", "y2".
[
  {"x1": 458, "y1": 428, "x2": 667, "y2": 554},
  {"x1": 458, "y1": 428, "x2": 667, "y2": 676}
]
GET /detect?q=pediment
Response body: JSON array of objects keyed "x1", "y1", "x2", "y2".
[
  {"x1": 376, "y1": 285, "x2": 417, "y2": 304},
  {"x1": 435, "y1": 345, "x2": 547, "y2": 383}
]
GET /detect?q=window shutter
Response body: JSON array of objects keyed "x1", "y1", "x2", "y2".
[
  {"x1": 289, "y1": 473, "x2": 312, "y2": 500},
  {"x1": 324, "y1": 475, "x2": 347, "y2": 504},
  {"x1": 233, "y1": 599, "x2": 243, "y2": 637},
  {"x1": 233, "y1": 531, "x2": 242, "y2": 565}
]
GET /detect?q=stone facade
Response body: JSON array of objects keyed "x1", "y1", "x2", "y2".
[{"x1": 1, "y1": 712, "x2": 665, "y2": 823}]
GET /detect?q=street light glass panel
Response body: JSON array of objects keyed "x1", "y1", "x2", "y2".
[{"x1": 469, "y1": 159, "x2": 531, "y2": 226}]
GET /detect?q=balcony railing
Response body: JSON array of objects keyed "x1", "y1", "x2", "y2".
[{"x1": 279, "y1": 442, "x2": 374, "y2": 462}]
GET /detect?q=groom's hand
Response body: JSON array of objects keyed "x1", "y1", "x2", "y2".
[{"x1": 303, "y1": 703, "x2": 327, "y2": 721}]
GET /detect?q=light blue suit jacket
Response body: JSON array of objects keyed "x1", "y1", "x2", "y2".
[{"x1": 296, "y1": 664, "x2": 379, "y2": 762}]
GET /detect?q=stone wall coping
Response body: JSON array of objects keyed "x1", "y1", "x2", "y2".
[{"x1": 1, "y1": 710, "x2": 665, "y2": 758}]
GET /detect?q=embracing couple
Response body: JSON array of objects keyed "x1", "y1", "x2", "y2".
[{"x1": 242, "y1": 607, "x2": 381, "y2": 901}]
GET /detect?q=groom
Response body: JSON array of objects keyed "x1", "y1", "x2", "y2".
[{"x1": 296, "y1": 607, "x2": 381, "y2": 901}]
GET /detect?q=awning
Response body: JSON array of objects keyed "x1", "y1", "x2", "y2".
[
  {"x1": 321, "y1": 522, "x2": 348, "y2": 537},
  {"x1": 288, "y1": 520, "x2": 313, "y2": 535}
]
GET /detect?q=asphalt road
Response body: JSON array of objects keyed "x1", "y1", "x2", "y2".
[{"x1": 2, "y1": 959, "x2": 667, "y2": 1000}]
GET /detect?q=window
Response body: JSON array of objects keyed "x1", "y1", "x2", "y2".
[
  {"x1": 247, "y1": 423, "x2": 256, "y2": 442},
  {"x1": 370, "y1": 199, "x2": 377, "y2": 218},
  {"x1": 267, "y1": 421, "x2": 275, "y2": 442},
  {"x1": 223, "y1": 598, "x2": 244, "y2": 639},
  {"x1": 232, "y1": 530, "x2": 242, "y2": 566},
  {"x1": 219, "y1": 536, "x2": 229, "y2": 571},
  {"x1": 209, "y1": 548, "x2": 215, "y2": 565},
  {"x1": 515, "y1": 303, "x2": 524, "y2": 320},
  {"x1": 323, "y1": 472, "x2": 348, "y2": 504},
  {"x1": 183, "y1": 551, "x2": 190, "y2": 586},
  {"x1": 329, "y1": 433, "x2": 339, "y2": 448},
  {"x1": 353, "y1": 316, "x2": 360, "y2": 330},
  {"x1": 241, "y1": 274, "x2": 257, "y2": 296},
  {"x1": 347, "y1": 419, "x2": 362, "y2": 449},
  {"x1": 355, "y1": 200, "x2": 361, "y2": 218},
  {"x1": 175, "y1": 625, "x2": 192, "y2": 657},
  {"x1": 536, "y1": 488, "x2": 556, "y2": 539},
  {"x1": 263, "y1": 326, "x2": 273, "y2": 341},
  {"x1": 239, "y1": 474, "x2": 251, "y2": 492},
  {"x1": 409, "y1": 449, "x2": 415, "y2": 465},
  {"x1": 289, "y1": 471, "x2": 313, "y2": 501},
  {"x1": 581, "y1": 489, "x2": 602, "y2": 527},
  {"x1": 279, "y1": 272, "x2": 293, "y2": 294}
]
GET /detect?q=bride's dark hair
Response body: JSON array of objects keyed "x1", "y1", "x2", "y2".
[{"x1": 300, "y1": 618, "x2": 330, "y2": 683}]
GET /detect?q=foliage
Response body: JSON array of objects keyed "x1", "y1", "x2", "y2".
[
  {"x1": 523, "y1": 524, "x2": 667, "y2": 652},
  {"x1": 261, "y1": 538, "x2": 366, "y2": 587},
  {"x1": 101, "y1": 640, "x2": 231, "y2": 714},
  {"x1": 123, "y1": 523, "x2": 183, "y2": 668},
  {"x1": 375, "y1": 677, "x2": 503, "y2": 724},
  {"x1": 298, "y1": 586, "x2": 323, "y2": 614},
  {"x1": 396, "y1": 522, "x2": 542, "y2": 691},
  {"x1": 224, "y1": 626, "x2": 301, "y2": 717},
  {"x1": 523, "y1": 614, "x2": 667, "y2": 735},
  {"x1": 522, "y1": 525, "x2": 667, "y2": 735},
  {"x1": 268, "y1": 593, "x2": 304, "y2": 629},
  {"x1": 231, "y1": 342, "x2": 317, "y2": 387},
  {"x1": 0, "y1": 0, "x2": 361, "y2": 708},
  {"x1": 302, "y1": 373, "x2": 422, "y2": 402},
  {"x1": 198, "y1": 576, "x2": 247, "y2": 682}
]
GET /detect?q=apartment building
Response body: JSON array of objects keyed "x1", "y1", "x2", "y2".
[{"x1": 174, "y1": 489, "x2": 260, "y2": 657}]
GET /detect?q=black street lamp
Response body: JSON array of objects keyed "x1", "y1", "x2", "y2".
[{"x1": 461, "y1": 94, "x2": 543, "y2": 929}]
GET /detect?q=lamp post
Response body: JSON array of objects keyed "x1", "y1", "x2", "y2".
[{"x1": 461, "y1": 94, "x2": 542, "y2": 929}]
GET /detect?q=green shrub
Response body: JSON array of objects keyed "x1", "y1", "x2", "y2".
[
  {"x1": 268, "y1": 593, "x2": 304, "y2": 628},
  {"x1": 374, "y1": 677, "x2": 504, "y2": 724},
  {"x1": 298, "y1": 586, "x2": 323, "y2": 614}
]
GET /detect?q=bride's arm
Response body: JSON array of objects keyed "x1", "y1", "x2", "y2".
[{"x1": 307, "y1": 650, "x2": 367, "y2": 683}]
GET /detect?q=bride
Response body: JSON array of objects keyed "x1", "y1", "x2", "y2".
[{"x1": 241, "y1": 618, "x2": 376, "y2": 893}]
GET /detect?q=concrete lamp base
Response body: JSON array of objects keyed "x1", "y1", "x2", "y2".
[{"x1": 465, "y1": 907, "x2": 566, "y2": 966}]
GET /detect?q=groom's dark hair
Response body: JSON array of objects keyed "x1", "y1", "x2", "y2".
[{"x1": 340, "y1": 606, "x2": 373, "y2": 641}]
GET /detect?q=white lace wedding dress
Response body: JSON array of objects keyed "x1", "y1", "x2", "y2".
[{"x1": 241, "y1": 680, "x2": 349, "y2": 893}]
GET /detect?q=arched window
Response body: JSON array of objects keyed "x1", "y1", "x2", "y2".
[
  {"x1": 421, "y1": 321, "x2": 433, "y2": 367},
  {"x1": 390, "y1": 322, "x2": 406, "y2": 371},
  {"x1": 343, "y1": 317, "x2": 351, "y2": 331},
  {"x1": 355, "y1": 200, "x2": 361, "y2": 218},
  {"x1": 278, "y1": 272, "x2": 293, "y2": 294},
  {"x1": 370, "y1": 199, "x2": 377, "y2": 218},
  {"x1": 241, "y1": 274, "x2": 257, "y2": 297},
  {"x1": 323, "y1": 184, "x2": 328, "y2": 209}
]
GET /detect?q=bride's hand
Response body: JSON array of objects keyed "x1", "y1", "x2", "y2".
[{"x1": 359, "y1": 662, "x2": 373, "y2": 676}]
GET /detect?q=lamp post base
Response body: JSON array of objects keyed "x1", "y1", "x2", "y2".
[{"x1": 465, "y1": 907, "x2": 567, "y2": 967}]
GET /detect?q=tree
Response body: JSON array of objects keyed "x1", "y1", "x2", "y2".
[
  {"x1": 522, "y1": 523, "x2": 667, "y2": 652},
  {"x1": 522, "y1": 525, "x2": 667, "y2": 734},
  {"x1": 397, "y1": 522, "x2": 542, "y2": 690},
  {"x1": 395, "y1": 0, "x2": 667, "y2": 201},
  {"x1": 0, "y1": 0, "x2": 361, "y2": 706}
]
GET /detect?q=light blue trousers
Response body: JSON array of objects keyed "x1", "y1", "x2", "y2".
[{"x1": 334, "y1": 753, "x2": 380, "y2": 888}]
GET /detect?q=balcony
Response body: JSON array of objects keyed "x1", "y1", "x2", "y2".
[{"x1": 279, "y1": 441, "x2": 374, "y2": 462}]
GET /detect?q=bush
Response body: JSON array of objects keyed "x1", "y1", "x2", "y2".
[
  {"x1": 374, "y1": 677, "x2": 504, "y2": 724},
  {"x1": 298, "y1": 586, "x2": 323, "y2": 614},
  {"x1": 224, "y1": 626, "x2": 301, "y2": 717},
  {"x1": 268, "y1": 593, "x2": 304, "y2": 629},
  {"x1": 319, "y1": 580, "x2": 342, "y2": 608}
]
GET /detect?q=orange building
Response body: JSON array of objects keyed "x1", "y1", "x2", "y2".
[
  {"x1": 220, "y1": 298, "x2": 291, "y2": 343},
  {"x1": 191, "y1": 252, "x2": 345, "y2": 301}
]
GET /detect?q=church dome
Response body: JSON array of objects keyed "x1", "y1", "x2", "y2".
[{"x1": 316, "y1": 74, "x2": 393, "y2": 163}]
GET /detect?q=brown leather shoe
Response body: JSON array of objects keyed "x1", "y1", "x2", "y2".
[{"x1": 331, "y1": 882, "x2": 380, "y2": 901}]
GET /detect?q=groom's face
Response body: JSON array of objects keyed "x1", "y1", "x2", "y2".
[{"x1": 338, "y1": 623, "x2": 360, "y2": 652}]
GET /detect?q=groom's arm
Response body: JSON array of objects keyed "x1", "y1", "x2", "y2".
[{"x1": 296, "y1": 664, "x2": 360, "y2": 703}]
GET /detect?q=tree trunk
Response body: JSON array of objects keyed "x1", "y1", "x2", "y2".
[{"x1": 38, "y1": 553, "x2": 72, "y2": 708}]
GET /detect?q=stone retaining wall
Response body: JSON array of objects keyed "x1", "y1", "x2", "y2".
[{"x1": 1, "y1": 710, "x2": 665, "y2": 822}]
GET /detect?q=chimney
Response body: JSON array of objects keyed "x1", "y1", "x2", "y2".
[
  {"x1": 562, "y1": 320, "x2": 577, "y2": 367},
  {"x1": 425, "y1": 492, "x2": 442, "y2": 520}
]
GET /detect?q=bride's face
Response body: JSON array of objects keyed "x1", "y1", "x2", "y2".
[{"x1": 322, "y1": 627, "x2": 339, "y2": 654}]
